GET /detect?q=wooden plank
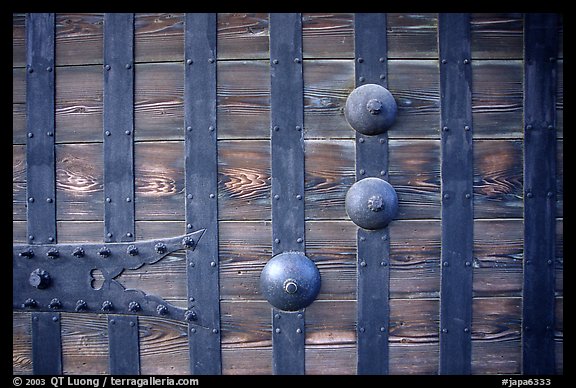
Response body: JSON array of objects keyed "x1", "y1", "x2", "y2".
[
  {"x1": 56, "y1": 14, "x2": 104, "y2": 66},
  {"x1": 218, "y1": 13, "x2": 269, "y2": 60},
  {"x1": 13, "y1": 312, "x2": 32, "y2": 375},
  {"x1": 15, "y1": 139, "x2": 533, "y2": 223},
  {"x1": 13, "y1": 60, "x2": 539, "y2": 143},
  {"x1": 470, "y1": 13, "x2": 524, "y2": 60}
]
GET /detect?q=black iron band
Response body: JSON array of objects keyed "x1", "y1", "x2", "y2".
[
  {"x1": 354, "y1": 13, "x2": 390, "y2": 375},
  {"x1": 184, "y1": 13, "x2": 222, "y2": 375},
  {"x1": 269, "y1": 13, "x2": 306, "y2": 375},
  {"x1": 438, "y1": 13, "x2": 474, "y2": 375},
  {"x1": 26, "y1": 13, "x2": 61, "y2": 375},
  {"x1": 522, "y1": 13, "x2": 559, "y2": 375},
  {"x1": 26, "y1": 13, "x2": 56, "y2": 246},
  {"x1": 103, "y1": 13, "x2": 139, "y2": 375}
]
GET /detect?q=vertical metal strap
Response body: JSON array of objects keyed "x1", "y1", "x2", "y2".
[
  {"x1": 108, "y1": 316, "x2": 140, "y2": 375},
  {"x1": 26, "y1": 13, "x2": 62, "y2": 375},
  {"x1": 522, "y1": 13, "x2": 558, "y2": 375},
  {"x1": 103, "y1": 13, "x2": 135, "y2": 244},
  {"x1": 354, "y1": 13, "x2": 390, "y2": 375},
  {"x1": 184, "y1": 13, "x2": 221, "y2": 375},
  {"x1": 103, "y1": 13, "x2": 140, "y2": 375},
  {"x1": 31, "y1": 312, "x2": 62, "y2": 374},
  {"x1": 26, "y1": 12, "x2": 56, "y2": 245},
  {"x1": 438, "y1": 13, "x2": 473, "y2": 375},
  {"x1": 269, "y1": 13, "x2": 306, "y2": 375}
]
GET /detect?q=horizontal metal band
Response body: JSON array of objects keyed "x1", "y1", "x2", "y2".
[{"x1": 13, "y1": 231, "x2": 205, "y2": 322}]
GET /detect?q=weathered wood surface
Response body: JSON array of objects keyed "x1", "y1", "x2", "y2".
[{"x1": 13, "y1": 13, "x2": 563, "y2": 375}]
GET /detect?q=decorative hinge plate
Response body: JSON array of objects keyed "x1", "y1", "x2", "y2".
[{"x1": 13, "y1": 230, "x2": 205, "y2": 324}]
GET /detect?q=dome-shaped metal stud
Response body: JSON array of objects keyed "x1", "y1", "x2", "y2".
[
  {"x1": 260, "y1": 252, "x2": 321, "y2": 312},
  {"x1": 344, "y1": 83, "x2": 397, "y2": 135},
  {"x1": 345, "y1": 177, "x2": 398, "y2": 230}
]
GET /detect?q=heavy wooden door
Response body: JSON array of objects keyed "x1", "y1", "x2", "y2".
[{"x1": 13, "y1": 13, "x2": 563, "y2": 375}]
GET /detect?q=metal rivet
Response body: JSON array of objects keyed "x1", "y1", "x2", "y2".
[
  {"x1": 46, "y1": 197, "x2": 53, "y2": 203},
  {"x1": 105, "y1": 130, "x2": 111, "y2": 136},
  {"x1": 273, "y1": 125, "x2": 280, "y2": 131},
  {"x1": 186, "y1": 59, "x2": 193, "y2": 65},
  {"x1": 297, "y1": 313, "x2": 303, "y2": 319},
  {"x1": 27, "y1": 66, "x2": 34, "y2": 73},
  {"x1": 443, "y1": 261, "x2": 449, "y2": 267},
  {"x1": 380, "y1": 327, "x2": 386, "y2": 332},
  {"x1": 52, "y1": 316, "x2": 59, "y2": 322},
  {"x1": 209, "y1": 125, "x2": 215, "y2": 132},
  {"x1": 275, "y1": 328, "x2": 281, "y2": 334},
  {"x1": 297, "y1": 237, "x2": 303, "y2": 243},
  {"x1": 464, "y1": 125, "x2": 471, "y2": 131},
  {"x1": 443, "y1": 193, "x2": 450, "y2": 200},
  {"x1": 380, "y1": 261, "x2": 387, "y2": 267},
  {"x1": 106, "y1": 197, "x2": 112, "y2": 203},
  {"x1": 126, "y1": 232, "x2": 133, "y2": 238},
  {"x1": 28, "y1": 132, "x2": 34, "y2": 138},
  {"x1": 212, "y1": 328, "x2": 219, "y2": 334},
  {"x1": 187, "y1": 126, "x2": 193, "y2": 132},
  {"x1": 358, "y1": 76, "x2": 365, "y2": 83},
  {"x1": 379, "y1": 74, "x2": 386, "y2": 80},
  {"x1": 465, "y1": 193, "x2": 471, "y2": 199},
  {"x1": 294, "y1": 58, "x2": 301, "y2": 63},
  {"x1": 110, "y1": 319, "x2": 116, "y2": 325},
  {"x1": 274, "y1": 313, "x2": 281, "y2": 319},
  {"x1": 210, "y1": 261, "x2": 217, "y2": 267},
  {"x1": 548, "y1": 124, "x2": 555, "y2": 130},
  {"x1": 465, "y1": 261, "x2": 471, "y2": 267},
  {"x1": 379, "y1": 138, "x2": 386, "y2": 144},
  {"x1": 125, "y1": 130, "x2": 131, "y2": 135},
  {"x1": 379, "y1": 57, "x2": 385, "y2": 63},
  {"x1": 526, "y1": 124, "x2": 533, "y2": 130},
  {"x1": 209, "y1": 58, "x2": 215, "y2": 63},
  {"x1": 48, "y1": 236, "x2": 55, "y2": 243},
  {"x1": 296, "y1": 328, "x2": 302, "y2": 334},
  {"x1": 547, "y1": 259, "x2": 553, "y2": 265},
  {"x1": 463, "y1": 59, "x2": 470, "y2": 64},
  {"x1": 359, "y1": 327, "x2": 365, "y2": 333},
  {"x1": 295, "y1": 125, "x2": 301, "y2": 131},
  {"x1": 296, "y1": 194, "x2": 302, "y2": 200},
  {"x1": 106, "y1": 232, "x2": 113, "y2": 238},
  {"x1": 547, "y1": 192, "x2": 554, "y2": 198},
  {"x1": 526, "y1": 192, "x2": 533, "y2": 198},
  {"x1": 272, "y1": 59, "x2": 279, "y2": 65},
  {"x1": 274, "y1": 238, "x2": 280, "y2": 244},
  {"x1": 129, "y1": 321, "x2": 135, "y2": 327},
  {"x1": 187, "y1": 193, "x2": 193, "y2": 200},
  {"x1": 187, "y1": 223, "x2": 193, "y2": 229},
  {"x1": 125, "y1": 63, "x2": 131, "y2": 69},
  {"x1": 464, "y1": 327, "x2": 470, "y2": 333},
  {"x1": 360, "y1": 261, "x2": 367, "y2": 267},
  {"x1": 442, "y1": 126, "x2": 449, "y2": 132},
  {"x1": 357, "y1": 57, "x2": 364, "y2": 63},
  {"x1": 190, "y1": 328, "x2": 196, "y2": 333},
  {"x1": 104, "y1": 64, "x2": 111, "y2": 71},
  {"x1": 47, "y1": 66, "x2": 53, "y2": 72},
  {"x1": 46, "y1": 131, "x2": 53, "y2": 137},
  {"x1": 441, "y1": 59, "x2": 447, "y2": 64},
  {"x1": 29, "y1": 235, "x2": 35, "y2": 240},
  {"x1": 359, "y1": 169, "x2": 365, "y2": 176},
  {"x1": 274, "y1": 194, "x2": 280, "y2": 200},
  {"x1": 358, "y1": 137, "x2": 365, "y2": 143},
  {"x1": 28, "y1": 197, "x2": 34, "y2": 203},
  {"x1": 157, "y1": 305, "x2": 168, "y2": 316},
  {"x1": 442, "y1": 328, "x2": 448, "y2": 333},
  {"x1": 209, "y1": 193, "x2": 215, "y2": 199},
  {"x1": 380, "y1": 170, "x2": 386, "y2": 176}
]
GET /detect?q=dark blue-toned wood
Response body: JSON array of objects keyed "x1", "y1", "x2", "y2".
[
  {"x1": 108, "y1": 315, "x2": 140, "y2": 375},
  {"x1": 269, "y1": 13, "x2": 306, "y2": 375},
  {"x1": 522, "y1": 13, "x2": 559, "y2": 375},
  {"x1": 26, "y1": 13, "x2": 61, "y2": 375},
  {"x1": 438, "y1": 13, "x2": 473, "y2": 375},
  {"x1": 184, "y1": 13, "x2": 221, "y2": 375},
  {"x1": 354, "y1": 13, "x2": 390, "y2": 375},
  {"x1": 31, "y1": 312, "x2": 62, "y2": 374},
  {"x1": 103, "y1": 13, "x2": 135, "y2": 244},
  {"x1": 26, "y1": 13, "x2": 56, "y2": 245},
  {"x1": 103, "y1": 13, "x2": 140, "y2": 375}
]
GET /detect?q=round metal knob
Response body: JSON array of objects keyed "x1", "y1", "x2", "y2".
[
  {"x1": 29, "y1": 268, "x2": 51, "y2": 289},
  {"x1": 344, "y1": 83, "x2": 397, "y2": 135},
  {"x1": 260, "y1": 252, "x2": 321, "y2": 312},
  {"x1": 345, "y1": 177, "x2": 398, "y2": 230}
]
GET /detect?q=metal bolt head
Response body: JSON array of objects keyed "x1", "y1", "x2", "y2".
[
  {"x1": 98, "y1": 246, "x2": 111, "y2": 257},
  {"x1": 101, "y1": 300, "x2": 113, "y2": 312},
  {"x1": 345, "y1": 83, "x2": 397, "y2": 135},
  {"x1": 75, "y1": 300, "x2": 87, "y2": 312},
  {"x1": 128, "y1": 301, "x2": 141, "y2": 312},
  {"x1": 184, "y1": 309, "x2": 197, "y2": 321},
  {"x1": 182, "y1": 236, "x2": 195, "y2": 249},
  {"x1": 157, "y1": 304, "x2": 168, "y2": 316},
  {"x1": 48, "y1": 298, "x2": 62, "y2": 309},
  {"x1": 29, "y1": 268, "x2": 51, "y2": 289},
  {"x1": 155, "y1": 242, "x2": 167, "y2": 254},
  {"x1": 72, "y1": 246, "x2": 85, "y2": 258},
  {"x1": 127, "y1": 245, "x2": 139, "y2": 256}
]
